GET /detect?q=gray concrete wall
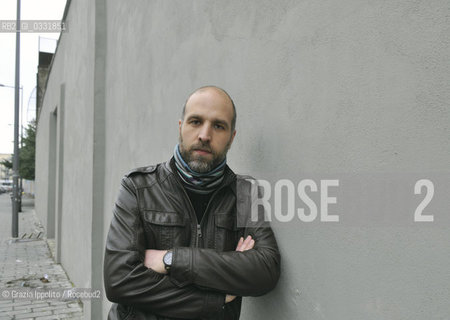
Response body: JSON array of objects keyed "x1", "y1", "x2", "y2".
[
  {"x1": 36, "y1": 0, "x2": 96, "y2": 319},
  {"x1": 36, "y1": 0, "x2": 450, "y2": 319}
]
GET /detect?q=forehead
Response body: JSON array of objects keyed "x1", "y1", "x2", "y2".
[{"x1": 184, "y1": 89, "x2": 234, "y2": 124}]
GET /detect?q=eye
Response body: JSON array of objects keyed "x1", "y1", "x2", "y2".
[
  {"x1": 214, "y1": 123, "x2": 226, "y2": 130},
  {"x1": 189, "y1": 119, "x2": 201, "y2": 126}
]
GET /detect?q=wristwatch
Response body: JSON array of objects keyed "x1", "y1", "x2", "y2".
[{"x1": 163, "y1": 250, "x2": 173, "y2": 272}]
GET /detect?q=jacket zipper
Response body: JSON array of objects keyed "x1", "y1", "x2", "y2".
[
  {"x1": 178, "y1": 181, "x2": 230, "y2": 248},
  {"x1": 177, "y1": 185, "x2": 201, "y2": 247},
  {"x1": 196, "y1": 224, "x2": 202, "y2": 241},
  {"x1": 170, "y1": 164, "x2": 234, "y2": 248},
  {"x1": 196, "y1": 184, "x2": 229, "y2": 247}
]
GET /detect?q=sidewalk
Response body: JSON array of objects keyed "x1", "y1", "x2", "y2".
[{"x1": 0, "y1": 193, "x2": 84, "y2": 320}]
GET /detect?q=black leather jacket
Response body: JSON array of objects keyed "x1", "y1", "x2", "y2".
[{"x1": 104, "y1": 158, "x2": 280, "y2": 319}]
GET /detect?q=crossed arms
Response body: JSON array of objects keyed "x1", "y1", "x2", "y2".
[
  {"x1": 103, "y1": 176, "x2": 280, "y2": 319},
  {"x1": 145, "y1": 235, "x2": 256, "y2": 303}
]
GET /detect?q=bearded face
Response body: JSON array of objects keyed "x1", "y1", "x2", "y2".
[
  {"x1": 178, "y1": 87, "x2": 236, "y2": 173},
  {"x1": 178, "y1": 133, "x2": 232, "y2": 173}
]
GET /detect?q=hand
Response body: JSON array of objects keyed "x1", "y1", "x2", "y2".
[
  {"x1": 225, "y1": 294, "x2": 236, "y2": 303},
  {"x1": 235, "y1": 235, "x2": 255, "y2": 252},
  {"x1": 144, "y1": 249, "x2": 168, "y2": 274},
  {"x1": 225, "y1": 235, "x2": 255, "y2": 303}
]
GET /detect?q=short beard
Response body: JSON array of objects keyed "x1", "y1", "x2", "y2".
[{"x1": 178, "y1": 135, "x2": 231, "y2": 173}]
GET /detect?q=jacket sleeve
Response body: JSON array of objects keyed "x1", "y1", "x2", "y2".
[
  {"x1": 103, "y1": 176, "x2": 225, "y2": 319},
  {"x1": 169, "y1": 177, "x2": 281, "y2": 297}
]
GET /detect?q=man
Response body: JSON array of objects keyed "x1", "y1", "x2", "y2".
[{"x1": 104, "y1": 86, "x2": 280, "y2": 319}]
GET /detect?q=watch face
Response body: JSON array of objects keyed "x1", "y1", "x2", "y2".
[{"x1": 164, "y1": 251, "x2": 173, "y2": 266}]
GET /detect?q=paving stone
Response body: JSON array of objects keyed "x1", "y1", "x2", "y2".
[
  {"x1": 15, "y1": 302, "x2": 48, "y2": 310},
  {"x1": 48, "y1": 301, "x2": 69, "y2": 306},
  {"x1": 32, "y1": 304, "x2": 69, "y2": 313},
  {"x1": 67, "y1": 302, "x2": 82, "y2": 309},
  {"x1": 0, "y1": 305, "x2": 13, "y2": 312},
  {"x1": 30, "y1": 301, "x2": 51, "y2": 306},
  {"x1": 2, "y1": 307, "x2": 30, "y2": 315},
  {"x1": 11, "y1": 305, "x2": 33, "y2": 312},
  {"x1": 52, "y1": 307, "x2": 80, "y2": 315},
  {"x1": 15, "y1": 310, "x2": 53, "y2": 319},
  {"x1": 52, "y1": 311, "x2": 84, "y2": 318},
  {"x1": 36, "y1": 315, "x2": 84, "y2": 320},
  {"x1": 3, "y1": 301, "x2": 32, "y2": 308}
]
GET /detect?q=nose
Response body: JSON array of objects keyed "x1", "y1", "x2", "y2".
[{"x1": 198, "y1": 123, "x2": 212, "y2": 143}]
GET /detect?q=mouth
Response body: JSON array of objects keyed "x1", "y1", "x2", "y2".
[{"x1": 193, "y1": 149, "x2": 212, "y2": 155}]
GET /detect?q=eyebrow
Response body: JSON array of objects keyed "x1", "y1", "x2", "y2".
[{"x1": 186, "y1": 114, "x2": 230, "y2": 129}]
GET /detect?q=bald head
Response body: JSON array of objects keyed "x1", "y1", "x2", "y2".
[{"x1": 181, "y1": 86, "x2": 237, "y2": 132}]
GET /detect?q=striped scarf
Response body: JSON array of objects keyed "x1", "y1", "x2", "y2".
[{"x1": 173, "y1": 144, "x2": 226, "y2": 194}]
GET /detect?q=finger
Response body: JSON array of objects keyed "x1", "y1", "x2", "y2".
[
  {"x1": 235, "y1": 237, "x2": 244, "y2": 251},
  {"x1": 245, "y1": 238, "x2": 256, "y2": 251},
  {"x1": 243, "y1": 236, "x2": 252, "y2": 249},
  {"x1": 241, "y1": 236, "x2": 253, "y2": 251}
]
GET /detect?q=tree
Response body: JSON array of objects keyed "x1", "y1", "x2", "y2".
[
  {"x1": 0, "y1": 155, "x2": 12, "y2": 173},
  {"x1": 0, "y1": 119, "x2": 36, "y2": 181},
  {"x1": 19, "y1": 120, "x2": 36, "y2": 180},
  {"x1": 0, "y1": 158, "x2": 12, "y2": 170}
]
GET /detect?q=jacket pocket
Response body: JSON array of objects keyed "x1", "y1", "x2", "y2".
[
  {"x1": 214, "y1": 213, "x2": 238, "y2": 251},
  {"x1": 143, "y1": 211, "x2": 187, "y2": 249}
]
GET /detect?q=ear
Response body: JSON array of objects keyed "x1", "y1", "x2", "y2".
[
  {"x1": 178, "y1": 119, "x2": 182, "y2": 133},
  {"x1": 229, "y1": 130, "x2": 237, "y2": 145}
]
